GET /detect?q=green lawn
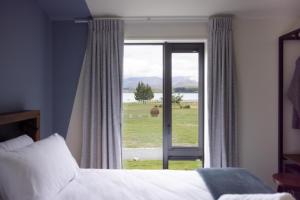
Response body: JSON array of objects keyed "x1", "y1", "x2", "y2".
[
  {"x1": 123, "y1": 102, "x2": 198, "y2": 148},
  {"x1": 124, "y1": 160, "x2": 202, "y2": 170},
  {"x1": 122, "y1": 101, "x2": 200, "y2": 170}
]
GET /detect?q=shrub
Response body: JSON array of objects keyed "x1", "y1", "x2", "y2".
[{"x1": 183, "y1": 105, "x2": 191, "y2": 109}]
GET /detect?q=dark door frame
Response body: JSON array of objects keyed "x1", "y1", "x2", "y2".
[
  {"x1": 163, "y1": 43, "x2": 205, "y2": 169},
  {"x1": 123, "y1": 42, "x2": 205, "y2": 169}
]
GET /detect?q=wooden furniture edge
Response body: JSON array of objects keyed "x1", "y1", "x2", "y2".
[
  {"x1": 0, "y1": 110, "x2": 40, "y2": 126},
  {"x1": 0, "y1": 110, "x2": 40, "y2": 141},
  {"x1": 284, "y1": 154, "x2": 300, "y2": 165}
]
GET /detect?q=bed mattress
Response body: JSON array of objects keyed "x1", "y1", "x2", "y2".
[{"x1": 55, "y1": 169, "x2": 213, "y2": 200}]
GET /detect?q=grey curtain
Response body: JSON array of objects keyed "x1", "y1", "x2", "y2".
[
  {"x1": 208, "y1": 15, "x2": 238, "y2": 167},
  {"x1": 67, "y1": 19, "x2": 124, "y2": 169}
]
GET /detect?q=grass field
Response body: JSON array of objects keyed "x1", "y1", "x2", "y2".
[
  {"x1": 122, "y1": 101, "x2": 199, "y2": 170},
  {"x1": 124, "y1": 159, "x2": 202, "y2": 170},
  {"x1": 123, "y1": 102, "x2": 198, "y2": 148}
]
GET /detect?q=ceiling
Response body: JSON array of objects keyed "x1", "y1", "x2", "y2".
[
  {"x1": 86, "y1": 0, "x2": 300, "y2": 18},
  {"x1": 38, "y1": 0, "x2": 300, "y2": 20}
]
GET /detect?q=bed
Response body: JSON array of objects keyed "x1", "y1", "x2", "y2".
[
  {"x1": 56, "y1": 169, "x2": 213, "y2": 200},
  {"x1": 0, "y1": 111, "x2": 290, "y2": 200}
]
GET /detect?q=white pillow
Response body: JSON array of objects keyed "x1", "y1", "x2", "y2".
[
  {"x1": 0, "y1": 134, "x2": 34, "y2": 152},
  {"x1": 218, "y1": 193, "x2": 295, "y2": 200},
  {"x1": 0, "y1": 133, "x2": 79, "y2": 200}
]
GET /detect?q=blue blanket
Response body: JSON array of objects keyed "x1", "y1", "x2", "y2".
[{"x1": 197, "y1": 168, "x2": 274, "y2": 200}]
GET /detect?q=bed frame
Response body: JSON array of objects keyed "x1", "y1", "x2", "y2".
[{"x1": 0, "y1": 110, "x2": 40, "y2": 142}]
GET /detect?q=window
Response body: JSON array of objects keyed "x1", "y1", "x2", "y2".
[{"x1": 123, "y1": 42, "x2": 205, "y2": 170}]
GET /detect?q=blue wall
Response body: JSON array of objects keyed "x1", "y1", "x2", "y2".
[
  {"x1": 37, "y1": 0, "x2": 91, "y2": 20},
  {"x1": 0, "y1": 0, "x2": 53, "y2": 138},
  {"x1": 52, "y1": 21, "x2": 88, "y2": 137},
  {"x1": 0, "y1": 0, "x2": 90, "y2": 138}
]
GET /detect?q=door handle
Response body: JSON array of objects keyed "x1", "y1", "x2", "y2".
[{"x1": 167, "y1": 124, "x2": 171, "y2": 135}]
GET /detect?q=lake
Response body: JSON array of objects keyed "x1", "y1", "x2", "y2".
[{"x1": 123, "y1": 93, "x2": 198, "y2": 103}]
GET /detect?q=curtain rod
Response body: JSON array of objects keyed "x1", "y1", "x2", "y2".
[{"x1": 75, "y1": 16, "x2": 209, "y2": 23}]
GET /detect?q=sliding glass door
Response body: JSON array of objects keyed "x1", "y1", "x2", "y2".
[
  {"x1": 123, "y1": 42, "x2": 204, "y2": 170},
  {"x1": 163, "y1": 43, "x2": 204, "y2": 169}
]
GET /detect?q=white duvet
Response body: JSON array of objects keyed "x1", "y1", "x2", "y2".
[{"x1": 55, "y1": 169, "x2": 214, "y2": 200}]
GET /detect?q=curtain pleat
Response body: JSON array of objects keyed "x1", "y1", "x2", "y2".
[
  {"x1": 207, "y1": 15, "x2": 238, "y2": 167},
  {"x1": 66, "y1": 19, "x2": 124, "y2": 169}
]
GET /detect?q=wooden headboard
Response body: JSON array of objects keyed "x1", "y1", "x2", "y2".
[{"x1": 0, "y1": 110, "x2": 40, "y2": 142}]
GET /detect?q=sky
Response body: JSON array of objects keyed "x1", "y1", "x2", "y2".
[{"x1": 124, "y1": 45, "x2": 198, "y2": 81}]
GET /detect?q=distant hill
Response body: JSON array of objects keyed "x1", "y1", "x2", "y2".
[
  {"x1": 172, "y1": 76, "x2": 198, "y2": 88},
  {"x1": 123, "y1": 76, "x2": 198, "y2": 92}
]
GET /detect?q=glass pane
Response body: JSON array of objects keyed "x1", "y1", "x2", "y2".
[
  {"x1": 122, "y1": 45, "x2": 163, "y2": 169},
  {"x1": 171, "y1": 53, "x2": 199, "y2": 147},
  {"x1": 169, "y1": 160, "x2": 202, "y2": 170}
]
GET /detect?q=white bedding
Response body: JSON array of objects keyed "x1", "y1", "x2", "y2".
[{"x1": 55, "y1": 169, "x2": 213, "y2": 200}]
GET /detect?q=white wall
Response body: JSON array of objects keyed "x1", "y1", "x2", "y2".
[
  {"x1": 234, "y1": 17, "x2": 300, "y2": 186},
  {"x1": 123, "y1": 17, "x2": 300, "y2": 186},
  {"x1": 125, "y1": 21, "x2": 208, "y2": 40}
]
